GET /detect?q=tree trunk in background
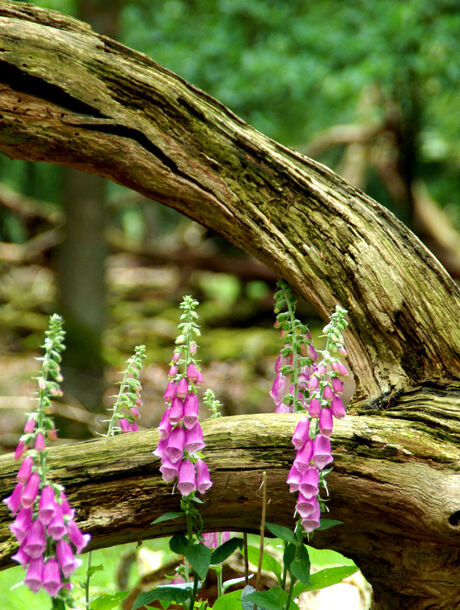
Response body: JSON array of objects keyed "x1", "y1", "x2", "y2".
[
  {"x1": 57, "y1": 0, "x2": 121, "y2": 420},
  {"x1": 0, "y1": 4, "x2": 459, "y2": 608},
  {"x1": 59, "y1": 169, "x2": 106, "y2": 417}
]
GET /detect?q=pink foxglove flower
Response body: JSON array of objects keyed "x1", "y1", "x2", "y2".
[
  {"x1": 195, "y1": 459, "x2": 212, "y2": 494},
  {"x1": 17, "y1": 455, "x2": 33, "y2": 484},
  {"x1": 24, "y1": 518, "x2": 46, "y2": 559},
  {"x1": 302, "y1": 500, "x2": 321, "y2": 533},
  {"x1": 43, "y1": 558, "x2": 62, "y2": 597},
  {"x1": 56, "y1": 539, "x2": 81, "y2": 578},
  {"x1": 169, "y1": 397, "x2": 184, "y2": 425},
  {"x1": 38, "y1": 485, "x2": 56, "y2": 526},
  {"x1": 319, "y1": 407, "x2": 333, "y2": 436},
  {"x1": 25, "y1": 556, "x2": 44, "y2": 593},
  {"x1": 165, "y1": 427, "x2": 186, "y2": 463},
  {"x1": 4, "y1": 481, "x2": 24, "y2": 515},
  {"x1": 331, "y1": 394, "x2": 346, "y2": 419},
  {"x1": 203, "y1": 531, "x2": 230, "y2": 548},
  {"x1": 184, "y1": 422, "x2": 205, "y2": 454},
  {"x1": 299, "y1": 467, "x2": 320, "y2": 499},
  {"x1": 312, "y1": 435, "x2": 333, "y2": 470},
  {"x1": 177, "y1": 459, "x2": 196, "y2": 497},
  {"x1": 21, "y1": 472, "x2": 40, "y2": 509},
  {"x1": 292, "y1": 418, "x2": 310, "y2": 451}
]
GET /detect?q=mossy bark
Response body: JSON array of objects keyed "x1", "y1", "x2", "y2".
[{"x1": 0, "y1": 3, "x2": 459, "y2": 607}]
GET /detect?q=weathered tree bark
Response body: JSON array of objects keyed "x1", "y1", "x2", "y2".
[{"x1": 0, "y1": 3, "x2": 459, "y2": 608}]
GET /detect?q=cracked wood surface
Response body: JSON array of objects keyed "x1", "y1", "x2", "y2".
[
  {"x1": 0, "y1": 1, "x2": 459, "y2": 402},
  {"x1": 0, "y1": 3, "x2": 459, "y2": 608}
]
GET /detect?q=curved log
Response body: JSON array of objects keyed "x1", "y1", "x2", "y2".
[
  {"x1": 0, "y1": 412, "x2": 458, "y2": 609},
  {"x1": 0, "y1": 3, "x2": 459, "y2": 608},
  {"x1": 0, "y1": 2, "x2": 458, "y2": 402}
]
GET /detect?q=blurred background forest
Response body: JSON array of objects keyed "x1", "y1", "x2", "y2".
[{"x1": 1, "y1": 0, "x2": 460, "y2": 447}]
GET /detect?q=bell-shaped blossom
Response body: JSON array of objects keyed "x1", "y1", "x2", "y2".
[
  {"x1": 312, "y1": 435, "x2": 333, "y2": 470},
  {"x1": 24, "y1": 518, "x2": 46, "y2": 558},
  {"x1": 160, "y1": 456, "x2": 181, "y2": 482},
  {"x1": 292, "y1": 418, "x2": 310, "y2": 451},
  {"x1": 332, "y1": 377, "x2": 344, "y2": 393},
  {"x1": 130, "y1": 421, "x2": 139, "y2": 432},
  {"x1": 43, "y1": 558, "x2": 62, "y2": 597},
  {"x1": 21, "y1": 472, "x2": 40, "y2": 509},
  {"x1": 24, "y1": 417, "x2": 36, "y2": 434},
  {"x1": 330, "y1": 395, "x2": 346, "y2": 419},
  {"x1": 308, "y1": 344, "x2": 318, "y2": 361},
  {"x1": 172, "y1": 351, "x2": 181, "y2": 363},
  {"x1": 293, "y1": 439, "x2": 313, "y2": 473},
  {"x1": 14, "y1": 441, "x2": 26, "y2": 461},
  {"x1": 302, "y1": 499, "x2": 321, "y2": 533},
  {"x1": 47, "y1": 506, "x2": 67, "y2": 540},
  {"x1": 12, "y1": 540, "x2": 31, "y2": 567},
  {"x1": 163, "y1": 381, "x2": 177, "y2": 403},
  {"x1": 10, "y1": 506, "x2": 33, "y2": 543},
  {"x1": 153, "y1": 438, "x2": 167, "y2": 458},
  {"x1": 319, "y1": 407, "x2": 333, "y2": 437},
  {"x1": 185, "y1": 422, "x2": 205, "y2": 454},
  {"x1": 332, "y1": 361, "x2": 348, "y2": 376},
  {"x1": 35, "y1": 432, "x2": 45, "y2": 451},
  {"x1": 17, "y1": 456, "x2": 33, "y2": 484},
  {"x1": 4, "y1": 482, "x2": 24, "y2": 516},
  {"x1": 56, "y1": 539, "x2": 81, "y2": 578},
  {"x1": 270, "y1": 373, "x2": 289, "y2": 404},
  {"x1": 158, "y1": 408, "x2": 171, "y2": 440},
  {"x1": 299, "y1": 467, "x2": 320, "y2": 499},
  {"x1": 183, "y1": 393, "x2": 199, "y2": 430},
  {"x1": 195, "y1": 459, "x2": 212, "y2": 494},
  {"x1": 286, "y1": 463, "x2": 302, "y2": 493},
  {"x1": 24, "y1": 556, "x2": 44, "y2": 593},
  {"x1": 164, "y1": 427, "x2": 186, "y2": 463},
  {"x1": 308, "y1": 375, "x2": 319, "y2": 391},
  {"x1": 177, "y1": 459, "x2": 196, "y2": 496},
  {"x1": 168, "y1": 364, "x2": 178, "y2": 377},
  {"x1": 322, "y1": 385, "x2": 333, "y2": 401},
  {"x1": 170, "y1": 397, "x2": 184, "y2": 425},
  {"x1": 119, "y1": 418, "x2": 131, "y2": 433},
  {"x1": 308, "y1": 398, "x2": 321, "y2": 418},
  {"x1": 131, "y1": 406, "x2": 141, "y2": 418},
  {"x1": 176, "y1": 377, "x2": 188, "y2": 399},
  {"x1": 66, "y1": 520, "x2": 91, "y2": 554},
  {"x1": 296, "y1": 494, "x2": 319, "y2": 519},
  {"x1": 38, "y1": 485, "x2": 56, "y2": 526},
  {"x1": 186, "y1": 363, "x2": 201, "y2": 384}
]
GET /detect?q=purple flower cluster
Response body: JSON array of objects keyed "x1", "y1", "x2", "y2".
[
  {"x1": 155, "y1": 352, "x2": 212, "y2": 497},
  {"x1": 4, "y1": 420, "x2": 90, "y2": 597},
  {"x1": 272, "y1": 350, "x2": 348, "y2": 532}
]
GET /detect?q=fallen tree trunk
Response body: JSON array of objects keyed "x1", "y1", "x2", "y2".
[
  {"x1": 0, "y1": 2, "x2": 459, "y2": 608},
  {"x1": 0, "y1": 410, "x2": 459, "y2": 609}
]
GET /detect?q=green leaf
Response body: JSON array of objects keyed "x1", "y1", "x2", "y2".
[
  {"x1": 151, "y1": 511, "x2": 185, "y2": 525},
  {"x1": 86, "y1": 564, "x2": 104, "y2": 578},
  {"x1": 293, "y1": 565, "x2": 359, "y2": 596},
  {"x1": 290, "y1": 544, "x2": 310, "y2": 584},
  {"x1": 211, "y1": 589, "x2": 244, "y2": 609},
  {"x1": 283, "y1": 542, "x2": 296, "y2": 571},
  {"x1": 242, "y1": 586, "x2": 288, "y2": 610},
  {"x1": 211, "y1": 537, "x2": 244, "y2": 564},
  {"x1": 132, "y1": 583, "x2": 193, "y2": 609},
  {"x1": 317, "y1": 519, "x2": 343, "y2": 531},
  {"x1": 246, "y1": 545, "x2": 282, "y2": 584},
  {"x1": 90, "y1": 592, "x2": 130, "y2": 610},
  {"x1": 184, "y1": 542, "x2": 212, "y2": 580},
  {"x1": 169, "y1": 532, "x2": 188, "y2": 555},
  {"x1": 265, "y1": 522, "x2": 296, "y2": 544}
]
